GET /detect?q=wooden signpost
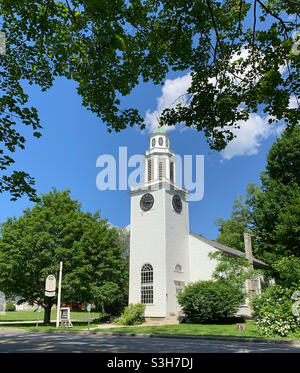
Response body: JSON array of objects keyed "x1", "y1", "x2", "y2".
[
  {"x1": 60, "y1": 307, "x2": 73, "y2": 328},
  {"x1": 36, "y1": 305, "x2": 42, "y2": 328},
  {"x1": 87, "y1": 304, "x2": 91, "y2": 331},
  {"x1": 56, "y1": 262, "x2": 63, "y2": 328}
]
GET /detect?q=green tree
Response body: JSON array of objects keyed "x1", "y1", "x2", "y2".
[
  {"x1": 251, "y1": 126, "x2": 300, "y2": 287},
  {"x1": 0, "y1": 188, "x2": 128, "y2": 324},
  {"x1": 209, "y1": 250, "x2": 255, "y2": 288},
  {"x1": 215, "y1": 127, "x2": 300, "y2": 287},
  {"x1": 0, "y1": 0, "x2": 299, "y2": 199},
  {"x1": 115, "y1": 226, "x2": 130, "y2": 258},
  {"x1": 215, "y1": 183, "x2": 260, "y2": 252}
]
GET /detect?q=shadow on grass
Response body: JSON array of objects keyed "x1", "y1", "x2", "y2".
[
  {"x1": 181, "y1": 316, "x2": 247, "y2": 325},
  {"x1": 0, "y1": 319, "x2": 101, "y2": 332},
  {"x1": 0, "y1": 311, "x2": 101, "y2": 323}
]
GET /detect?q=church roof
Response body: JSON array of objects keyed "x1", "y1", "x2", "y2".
[{"x1": 189, "y1": 232, "x2": 268, "y2": 269}]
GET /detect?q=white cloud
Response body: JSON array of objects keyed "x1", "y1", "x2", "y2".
[
  {"x1": 289, "y1": 95, "x2": 299, "y2": 109},
  {"x1": 221, "y1": 93, "x2": 299, "y2": 160},
  {"x1": 144, "y1": 45, "x2": 297, "y2": 159},
  {"x1": 145, "y1": 73, "x2": 192, "y2": 132},
  {"x1": 221, "y1": 114, "x2": 284, "y2": 160},
  {"x1": 279, "y1": 64, "x2": 289, "y2": 75}
]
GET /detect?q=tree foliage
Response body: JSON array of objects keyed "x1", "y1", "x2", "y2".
[
  {"x1": 0, "y1": 188, "x2": 128, "y2": 323},
  {"x1": 215, "y1": 183, "x2": 260, "y2": 252},
  {"x1": 115, "y1": 226, "x2": 130, "y2": 258},
  {"x1": 0, "y1": 0, "x2": 299, "y2": 199},
  {"x1": 5, "y1": 301, "x2": 16, "y2": 312},
  {"x1": 209, "y1": 250, "x2": 255, "y2": 288},
  {"x1": 251, "y1": 126, "x2": 300, "y2": 287},
  {"x1": 213, "y1": 125, "x2": 300, "y2": 290},
  {"x1": 215, "y1": 126, "x2": 300, "y2": 288}
]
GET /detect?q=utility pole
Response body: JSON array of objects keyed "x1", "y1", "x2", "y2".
[{"x1": 56, "y1": 261, "x2": 63, "y2": 328}]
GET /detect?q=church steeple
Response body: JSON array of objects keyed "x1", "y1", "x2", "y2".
[
  {"x1": 145, "y1": 129, "x2": 176, "y2": 185},
  {"x1": 129, "y1": 129, "x2": 190, "y2": 319}
]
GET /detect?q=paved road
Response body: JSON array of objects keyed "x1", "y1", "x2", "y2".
[{"x1": 0, "y1": 329, "x2": 300, "y2": 353}]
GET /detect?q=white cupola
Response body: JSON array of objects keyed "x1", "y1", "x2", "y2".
[{"x1": 145, "y1": 129, "x2": 176, "y2": 185}]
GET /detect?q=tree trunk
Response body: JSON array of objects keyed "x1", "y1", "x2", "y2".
[
  {"x1": 101, "y1": 302, "x2": 105, "y2": 315},
  {"x1": 43, "y1": 298, "x2": 53, "y2": 325}
]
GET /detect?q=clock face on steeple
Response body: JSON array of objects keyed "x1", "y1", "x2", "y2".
[
  {"x1": 140, "y1": 193, "x2": 154, "y2": 211},
  {"x1": 172, "y1": 194, "x2": 182, "y2": 213}
]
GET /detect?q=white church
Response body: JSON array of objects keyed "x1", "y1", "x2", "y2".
[{"x1": 128, "y1": 130, "x2": 267, "y2": 321}]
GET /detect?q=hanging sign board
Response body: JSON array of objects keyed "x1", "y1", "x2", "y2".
[{"x1": 45, "y1": 274, "x2": 56, "y2": 297}]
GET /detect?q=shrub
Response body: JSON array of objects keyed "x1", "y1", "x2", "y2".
[
  {"x1": 177, "y1": 280, "x2": 245, "y2": 323},
  {"x1": 252, "y1": 285, "x2": 300, "y2": 337},
  {"x1": 114, "y1": 303, "x2": 146, "y2": 325},
  {"x1": 5, "y1": 301, "x2": 16, "y2": 312}
]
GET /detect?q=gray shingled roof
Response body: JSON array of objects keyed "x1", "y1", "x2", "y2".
[{"x1": 189, "y1": 232, "x2": 268, "y2": 269}]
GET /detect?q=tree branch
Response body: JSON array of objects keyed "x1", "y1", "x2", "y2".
[
  {"x1": 257, "y1": 0, "x2": 290, "y2": 38},
  {"x1": 205, "y1": 0, "x2": 224, "y2": 59}
]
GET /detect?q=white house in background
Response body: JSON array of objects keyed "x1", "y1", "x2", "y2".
[{"x1": 128, "y1": 130, "x2": 267, "y2": 320}]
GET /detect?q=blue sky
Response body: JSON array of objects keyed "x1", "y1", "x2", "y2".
[{"x1": 0, "y1": 70, "x2": 284, "y2": 240}]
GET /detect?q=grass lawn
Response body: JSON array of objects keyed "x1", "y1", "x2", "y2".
[
  {"x1": 0, "y1": 310, "x2": 101, "y2": 332},
  {"x1": 0, "y1": 310, "x2": 100, "y2": 322},
  {"x1": 97, "y1": 322, "x2": 300, "y2": 340},
  {"x1": 0, "y1": 320, "x2": 100, "y2": 332},
  {"x1": 1, "y1": 312, "x2": 300, "y2": 340}
]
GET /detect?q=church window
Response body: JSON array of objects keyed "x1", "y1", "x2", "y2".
[
  {"x1": 175, "y1": 264, "x2": 182, "y2": 272},
  {"x1": 158, "y1": 159, "x2": 166, "y2": 180},
  {"x1": 159, "y1": 162, "x2": 163, "y2": 180},
  {"x1": 158, "y1": 137, "x2": 163, "y2": 146},
  {"x1": 170, "y1": 162, "x2": 174, "y2": 182},
  {"x1": 141, "y1": 264, "x2": 153, "y2": 304},
  {"x1": 147, "y1": 160, "x2": 152, "y2": 182}
]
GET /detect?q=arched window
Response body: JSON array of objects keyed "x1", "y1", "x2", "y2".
[
  {"x1": 175, "y1": 264, "x2": 182, "y2": 272},
  {"x1": 141, "y1": 264, "x2": 153, "y2": 304}
]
